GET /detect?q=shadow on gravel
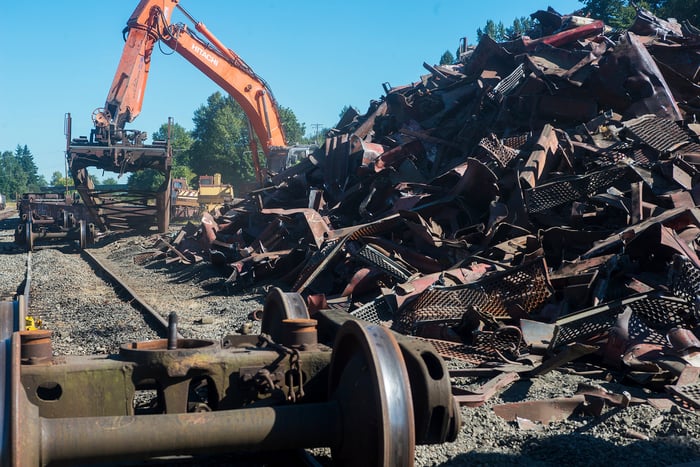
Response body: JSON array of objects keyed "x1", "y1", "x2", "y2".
[
  {"x1": 498, "y1": 380, "x2": 534, "y2": 402},
  {"x1": 58, "y1": 243, "x2": 81, "y2": 254},
  {"x1": 438, "y1": 433, "x2": 700, "y2": 466},
  {"x1": 0, "y1": 217, "x2": 22, "y2": 254}
]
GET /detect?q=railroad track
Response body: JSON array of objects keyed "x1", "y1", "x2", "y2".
[
  {"x1": 0, "y1": 208, "x2": 18, "y2": 222},
  {"x1": 81, "y1": 248, "x2": 178, "y2": 337},
  {"x1": 0, "y1": 219, "x2": 317, "y2": 465},
  {"x1": 1, "y1": 213, "x2": 460, "y2": 466}
]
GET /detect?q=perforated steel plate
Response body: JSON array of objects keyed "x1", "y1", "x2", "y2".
[
  {"x1": 350, "y1": 296, "x2": 395, "y2": 324},
  {"x1": 396, "y1": 258, "x2": 551, "y2": 333},
  {"x1": 670, "y1": 256, "x2": 700, "y2": 317},
  {"x1": 551, "y1": 293, "x2": 693, "y2": 349},
  {"x1": 524, "y1": 165, "x2": 631, "y2": 214},
  {"x1": 666, "y1": 382, "x2": 700, "y2": 409},
  {"x1": 623, "y1": 115, "x2": 690, "y2": 153},
  {"x1": 353, "y1": 244, "x2": 412, "y2": 281},
  {"x1": 477, "y1": 134, "x2": 520, "y2": 168},
  {"x1": 417, "y1": 329, "x2": 526, "y2": 366}
]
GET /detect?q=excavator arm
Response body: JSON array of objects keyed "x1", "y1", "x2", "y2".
[
  {"x1": 95, "y1": 1, "x2": 164, "y2": 138},
  {"x1": 66, "y1": 0, "x2": 300, "y2": 234},
  {"x1": 98, "y1": 0, "x2": 288, "y2": 182}
]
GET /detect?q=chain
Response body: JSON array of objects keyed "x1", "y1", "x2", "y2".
[
  {"x1": 258, "y1": 334, "x2": 305, "y2": 403},
  {"x1": 286, "y1": 349, "x2": 305, "y2": 403}
]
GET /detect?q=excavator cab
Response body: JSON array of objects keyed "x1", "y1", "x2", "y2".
[{"x1": 267, "y1": 145, "x2": 319, "y2": 174}]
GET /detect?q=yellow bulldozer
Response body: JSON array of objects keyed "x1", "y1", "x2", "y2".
[{"x1": 171, "y1": 173, "x2": 234, "y2": 219}]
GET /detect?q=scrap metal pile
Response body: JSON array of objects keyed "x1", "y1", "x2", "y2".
[{"x1": 152, "y1": 7, "x2": 700, "y2": 408}]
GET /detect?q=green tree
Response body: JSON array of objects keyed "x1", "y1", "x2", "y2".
[
  {"x1": 439, "y1": 50, "x2": 455, "y2": 65},
  {"x1": 278, "y1": 106, "x2": 305, "y2": 145},
  {"x1": 657, "y1": 0, "x2": 700, "y2": 24},
  {"x1": 128, "y1": 121, "x2": 196, "y2": 191},
  {"x1": 188, "y1": 92, "x2": 306, "y2": 187},
  {"x1": 14, "y1": 145, "x2": 45, "y2": 190},
  {"x1": 189, "y1": 92, "x2": 251, "y2": 186},
  {"x1": 0, "y1": 146, "x2": 44, "y2": 197},
  {"x1": 152, "y1": 121, "x2": 194, "y2": 166},
  {"x1": 477, "y1": 16, "x2": 536, "y2": 43},
  {"x1": 153, "y1": 121, "x2": 196, "y2": 185},
  {"x1": 477, "y1": 19, "x2": 508, "y2": 42},
  {"x1": 579, "y1": 0, "x2": 639, "y2": 28},
  {"x1": 127, "y1": 169, "x2": 164, "y2": 191},
  {"x1": 102, "y1": 177, "x2": 119, "y2": 185},
  {"x1": 171, "y1": 165, "x2": 196, "y2": 183},
  {"x1": 507, "y1": 16, "x2": 534, "y2": 38},
  {"x1": 0, "y1": 151, "x2": 24, "y2": 198},
  {"x1": 50, "y1": 171, "x2": 73, "y2": 187}
]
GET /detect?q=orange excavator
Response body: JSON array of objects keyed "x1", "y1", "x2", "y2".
[{"x1": 66, "y1": 0, "x2": 307, "y2": 233}]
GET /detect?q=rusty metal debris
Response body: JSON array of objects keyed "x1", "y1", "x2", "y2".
[
  {"x1": 138, "y1": 6, "x2": 700, "y2": 424},
  {"x1": 4, "y1": 291, "x2": 460, "y2": 465},
  {"x1": 14, "y1": 193, "x2": 100, "y2": 251}
]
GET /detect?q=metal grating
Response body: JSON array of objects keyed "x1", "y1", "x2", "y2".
[
  {"x1": 487, "y1": 63, "x2": 527, "y2": 102},
  {"x1": 477, "y1": 134, "x2": 521, "y2": 168},
  {"x1": 347, "y1": 215, "x2": 405, "y2": 241},
  {"x1": 666, "y1": 383, "x2": 700, "y2": 409},
  {"x1": 551, "y1": 293, "x2": 693, "y2": 349},
  {"x1": 633, "y1": 295, "x2": 693, "y2": 330},
  {"x1": 674, "y1": 141, "x2": 700, "y2": 159},
  {"x1": 417, "y1": 329, "x2": 526, "y2": 366},
  {"x1": 502, "y1": 133, "x2": 531, "y2": 151},
  {"x1": 589, "y1": 143, "x2": 656, "y2": 170},
  {"x1": 627, "y1": 146, "x2": 657, "y2": 166},
  {"x1": 292, "y1": 240, "x2": 344, "y2": 292},
  {"x1": 623, "y1": 115, "x2": 690, "y2": 153},
  {"x1": 352, "y1": 244, "x2": 412, "y2": 282},
  {"x1": 670, "y1": 255, "x2": 700, "y2": 309},
  {"x1": 524, "y1": 164, "x2": 631, "y2": 214},
  {"x1": 350, "y1": 296, "x2": 396, "y2": 324},
  {"x1": 627, "y1": 312, "x2": 666, "y2": 346},
  {"x1": 396, "y1": 259, "x2": 552, "y2": 333}
]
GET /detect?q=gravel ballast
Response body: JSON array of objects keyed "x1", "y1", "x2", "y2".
[{"x1": 4, "y1": 215, "x2": 699, "y2": 466}]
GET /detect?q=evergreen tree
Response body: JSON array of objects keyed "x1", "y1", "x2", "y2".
[
  {"x1": 127, "y1": 169, "x2": 164, "y2": 191},
  {"x1": 439, "y1": 50, "x2": 455, "y2": 65},
  {"x1": 0, "y1": 145, "x2": 45, "y2": 197},
  {"x1": 657, "y1": 0, "x2": 700, "y2": 24}
]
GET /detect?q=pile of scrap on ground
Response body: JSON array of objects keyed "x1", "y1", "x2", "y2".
[{"x1": 144, "y1": 6, "x2": 700, "y2": 418}]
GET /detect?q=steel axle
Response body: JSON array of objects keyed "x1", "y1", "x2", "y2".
[{"x1": 8, "y1": 320, "x2": 423, "y2": 466}]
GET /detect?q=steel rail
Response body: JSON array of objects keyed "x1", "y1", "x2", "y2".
[
  {"x1": 80, "y1": 248, "x2": 183, "y2": 339},
  {"x1": 0, "y1": 210, "x2": 17, "y2": 222},
  {"x1": 0, "y1": 231, "x2": 321, "y2": 467},
  {"x1": 1, "y1": 247, "x2": 29, "y2": 467}
]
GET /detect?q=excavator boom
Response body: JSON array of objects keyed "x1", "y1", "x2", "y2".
[
  {"x1": 99, "y1": 0, "x2": 288, "y2": 178},
  {"x1": 66, "y1": 0, "x2": 304, "y2": 235}
]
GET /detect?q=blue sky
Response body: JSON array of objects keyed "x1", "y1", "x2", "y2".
[{"x1": 1, "y1": 0, "x2": 583, "y2": 181}]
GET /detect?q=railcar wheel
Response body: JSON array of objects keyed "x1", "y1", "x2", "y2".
[
  {"x1": 261, "y1": 287, "x2": 309, "y2": 343},
  {"x1": 329, "y1": 320, "x2": 415, "y2": 467},
  {"x1": 79, "y1": 220, "x2": 87, "y2": 250},
  {"x1": 14, "y1": 223, "x2": 25, "y2": 245}
]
